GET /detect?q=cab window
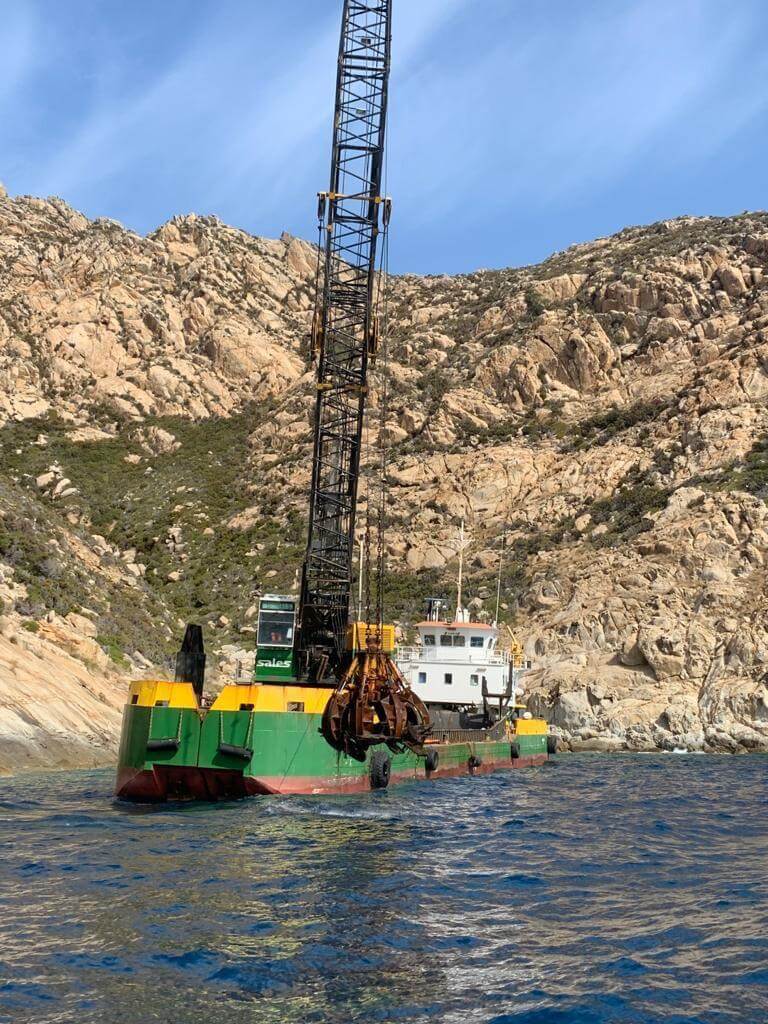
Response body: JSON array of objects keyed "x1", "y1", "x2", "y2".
[
  {"x1": 440, "y1": 634, "x2": 454, "y2": 647},
  {"x1": 423, "y1": 634, "x2": 436, "y2": 646},
  {"x1": 470, "y1": 636, "x2": 484, "y2": 648},
  {"x1": 453, "y1": 635, "x2": 466, "y2": 647},
  {"x1": 258, "y1": 611, "x2": 295, "y2": 647}
]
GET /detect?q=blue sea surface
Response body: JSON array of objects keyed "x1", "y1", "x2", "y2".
[{"x1": 0, "y1": 754, "x2": 766, "y2": 1024}]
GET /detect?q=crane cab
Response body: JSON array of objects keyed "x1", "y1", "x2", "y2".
[{"x1": 255, "y1": 595, "x2": 297, "y2": 682}]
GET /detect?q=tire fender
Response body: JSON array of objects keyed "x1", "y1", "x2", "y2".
[{"x1": 369, "y1": 749, "x2": 391, "y2": 790}]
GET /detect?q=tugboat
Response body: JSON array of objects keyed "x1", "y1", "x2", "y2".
[
  {"x1": 398, "y1": 599, "x2": 533, "y2": 723},
  {"x1": 114, "y1": 0, "x2": 554, "y2": 802}
]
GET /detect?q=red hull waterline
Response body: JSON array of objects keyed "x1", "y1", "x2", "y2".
[{"x1": 115, "y1": 754, "x2": 547, "y2": 802}]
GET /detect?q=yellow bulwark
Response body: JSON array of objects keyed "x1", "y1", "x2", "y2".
[
  {"x1": 128, "y1": 680, "x2": 198, "y2": 709},
  {"x1": 127, "y1": 680, "x2": 334, "y2": 715},
  {"x1": 346, "y1": 622, "x2": 396, "y2": 654},
  {"x1": 515, "y1": 717, "x2": 548, "y2": 736},
  {"x1": 211, "y1": 684, "x2": 333, "y2": 715}
]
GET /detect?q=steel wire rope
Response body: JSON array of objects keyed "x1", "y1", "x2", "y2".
[
  {"x1": 373, "y1": 109, "x2": 391, "y2": 637},
  {"x1": 355, "y1": 19, "x2": 382, "y2": 633}
]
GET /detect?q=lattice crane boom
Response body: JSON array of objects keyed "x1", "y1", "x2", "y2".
[{"x1": 298, "y1": 0, "x2": 392, "y2": 677}]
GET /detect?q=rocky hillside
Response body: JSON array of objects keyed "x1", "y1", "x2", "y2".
[{"x1": 1, "y1": 181, "x2": 768, "y2": 766}]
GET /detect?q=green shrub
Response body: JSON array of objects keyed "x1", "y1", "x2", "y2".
[
  {"x1": 589, "y1": 484, "x2": 670, "y2": 546},
  {"x1": 568, "y1": 398, "x2": 669, "y2": 449},
  {"x1": 521, "y1": 414, "x2": 569, "y2": 442},
  {"x1": 700, "y1": 437, "x2": 768, "y2": 498},
  {"x1": 97, "y1": 634, "x2": 129, "y2": 668},
  {"x1": 524, "y1": 287, "x2": 546, "y2": 317}
]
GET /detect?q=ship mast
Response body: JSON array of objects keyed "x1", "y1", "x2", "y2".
[{"x1": 455, "y1": 519, "x2": 465, "y2": 622}]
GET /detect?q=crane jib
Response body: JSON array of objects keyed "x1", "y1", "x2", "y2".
[{"x1": 298, "y1": 0, "x2": 392, "y2": 675}]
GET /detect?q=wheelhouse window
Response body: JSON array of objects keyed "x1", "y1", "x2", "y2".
[
  {"x1": 444, "y1": 673, "x2": 453, "y2": 685},
  {"x1": 423, "y1": 634, "x2": 436, "y2": 646},
  {"x1": 440, "y1": 634, "x2": 454, "y2": 647},
  {"x1": 418, "y1": 671, "x2": 427, "y2": 684},
  {"x1": 453, "y1": 634, "x2": 466, "y2": 647},
  {"x1": 470, "y1": 674, "x2": 479, "y2": 687},
  {"x1": 470, "y1": 636, "x2": 484, "y2": 648},
  {"x1": 257, "y1": 599, "x2": 296, "y2": 648}
]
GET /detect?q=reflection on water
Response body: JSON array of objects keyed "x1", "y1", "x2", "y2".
[{"x1": 1, "y1": 755, "x2": 767, "y2": 1023}]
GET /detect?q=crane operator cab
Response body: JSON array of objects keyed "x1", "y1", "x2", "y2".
[{"x1": 255, "y1": 595, "x2": 297, "y2": 682}]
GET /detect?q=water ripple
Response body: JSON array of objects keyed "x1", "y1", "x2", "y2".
[{"x1": 0, "y1": 755, "x2": 766, "y2": 1023}]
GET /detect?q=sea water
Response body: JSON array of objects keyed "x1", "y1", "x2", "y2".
[{"x1": 0, "y1": 754, "x2": 766, "y2": 1024}]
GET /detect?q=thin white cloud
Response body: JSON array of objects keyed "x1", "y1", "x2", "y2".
[
  {"x1": 205, "y1": 0, "x2": 477, "y2": 210},
  {"x1": 527, "y1": 0, "x2": 767, "y2": 199},
  {"x1": 392, "y1": 0, "x2": 767, "y2": 227},
  {"x1": 0, "y1": 5, "x2": 37, "y2": 107},
  {"x1": 26, "y1": 0, "x2": 476, "y2": 223},
  {"x1": 28, "y1": 21, "x2": 260, "y2": 199},
  {"x1": 3, "y1": 0, "x2": 767, "y2": 271}
]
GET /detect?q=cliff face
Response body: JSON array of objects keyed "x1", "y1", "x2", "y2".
[{"x1": 1, "y1": 187, "x2": 768, "y2": 765}]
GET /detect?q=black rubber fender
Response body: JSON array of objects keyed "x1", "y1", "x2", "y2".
[
  {"x1": 369, "y1": 750, "x2": 391, "y2": 790},
  {"x1": 218, "y1": 743, "x2": 253, "y2": 761},
  {"x1": 546, "y1": 735, "x2": 558, "y2": 755},
  {"x1": 510, "y1": 740, "x2": 520, "y2": 760},
  {"x1": 424, "y1": 749, "x2": 439, "y2": 774},
  {"x1": 467, "y1": 754, "x2": 482, "y2": 772},
  {"x1": 146, "y1": 738, "x2": 179, "y2": 753}
]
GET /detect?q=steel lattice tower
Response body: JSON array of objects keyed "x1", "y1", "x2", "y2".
[{"x1": 298, "y1": 0, "x2": 392, "y2": 676}]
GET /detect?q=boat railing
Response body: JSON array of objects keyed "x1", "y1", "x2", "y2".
[
  {"x1": 428, "y1": 718, "x2": 513, "y2": 744},
  {"x1": 396, "y1": 645, "x2": 511, "y2": 667}
]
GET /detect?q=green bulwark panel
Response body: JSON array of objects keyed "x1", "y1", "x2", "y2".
[
  {"x1": 146, "y1": 707, "x2": 201, "y2": 767},
  {"x1": 199, "y1": 711, "x2": 257, "y2": 770},
  {"x1": 517, "y1": 733, "x2": 547, "y2": 757},
  {"x1": 117, "y1": 705, "x2": 202, "y2": 771}
]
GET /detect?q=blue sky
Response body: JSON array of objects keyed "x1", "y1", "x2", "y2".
[{"x1": 1, "y1": 0, "x2": 767, "y2": 274}]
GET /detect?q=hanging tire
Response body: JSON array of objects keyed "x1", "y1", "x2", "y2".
[
  {"x1": 467, "y1": 754, "x2": 482, "y2": 772},
  {"x1": 510, "y1": 740, "x2": 520, "y2": 760},
  {"x1": 425, "y1": 749, "x2": 439, "y2": 774},
  {"x1": 546, "y1": 735, "x2": 558, "y2": 755},
  {"x1": 369, "y1": 750, "x2": 391, "y2": 790}
]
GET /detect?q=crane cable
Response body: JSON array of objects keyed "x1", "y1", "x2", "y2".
[
  {"x1": 361, "y1": 61, "x2": 390, "y2": 638},
  {"x1": 374, "y1": 117, "x2": 391, "y2": 637}
]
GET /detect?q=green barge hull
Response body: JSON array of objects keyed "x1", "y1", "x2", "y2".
[{"x1": 115, "y1": 680, "x2": 550, "y2": 801}]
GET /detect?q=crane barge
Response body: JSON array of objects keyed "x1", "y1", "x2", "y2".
[{"x1": 114, "y1": 0, "x2": 552, "y2": 801}]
